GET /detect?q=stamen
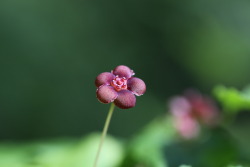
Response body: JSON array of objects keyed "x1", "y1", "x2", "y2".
[{"x1": 110, "y1": 76, "x2": 128, "y2": 91}]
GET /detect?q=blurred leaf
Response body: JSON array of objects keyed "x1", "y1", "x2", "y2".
[
  {"x1": 120, "y1": 116, "x2": 176, "y2": 167},
  {"x1": 64, "y1": 133, "x2": 124, "y2": 167},
  {"x1": 0, "y1": 134, "x2": 124, "y2": 167},
  {"x1": 213, "y1": 85, "x2": 250, "y2": 114},
  {"x1": 0, "y1": 138, "x2": 76, "y2": 167}
]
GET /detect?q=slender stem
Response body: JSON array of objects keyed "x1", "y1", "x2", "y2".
[{"x1": 93, "y1": 103, "x2": 115, "y2": 167}]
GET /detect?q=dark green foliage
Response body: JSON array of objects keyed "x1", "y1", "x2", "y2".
[{"x1": 165, "y1": 127, "x2": 238, "y2": 167}]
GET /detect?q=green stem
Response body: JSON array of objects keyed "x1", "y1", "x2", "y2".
[{"x1": 93, "y1": 103, "x2": 115, "y2": 167}]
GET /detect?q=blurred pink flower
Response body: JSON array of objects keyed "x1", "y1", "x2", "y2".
[
  {"x1": 173, "y1": 114, "x2": 200, "y2": 139},
  {"x1": 169, "y1": 90, "x2": 219, "y2": 139},
  {"x1": 185, "y1": 90, "x2": 219, "y2": 125},
  {"x1": 95, "y1": 65, "x2": 146, "y2": 109}
]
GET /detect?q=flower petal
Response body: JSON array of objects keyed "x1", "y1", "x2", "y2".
[
  {"x1": 96, "y1": 85, "x2": 118, "y2": 103},
  {"x1": 127, "y1": 77, "x2": 146, "y2": 96},
  {"x1": 112, "y1": 65, "x2": 134, "y2": 78},
  {"x1": 114, "y1": 90, "x2": 136, "y2": 109},
  {"x1": 174, "y1": 115, "x2": 200, "y2": 139},
  {"x1": 95, "y1": 72, "x2": 115, "y2": 87},
  {"x1": 169, "y1": 96, "x2": 191, "y2": 117}
]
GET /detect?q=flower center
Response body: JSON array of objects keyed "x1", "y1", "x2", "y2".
[{"x1": 111, "y1": 76, "x2": 127, "y2": 91}]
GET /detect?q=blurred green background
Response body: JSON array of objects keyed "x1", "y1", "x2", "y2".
[{"x1": 1, "y1": 0, "x2": 250, "y2": 142}]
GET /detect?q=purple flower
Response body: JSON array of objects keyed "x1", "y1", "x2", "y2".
[{"x1": 95, "y1": 65, "x2": 146, "y2": 109}]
